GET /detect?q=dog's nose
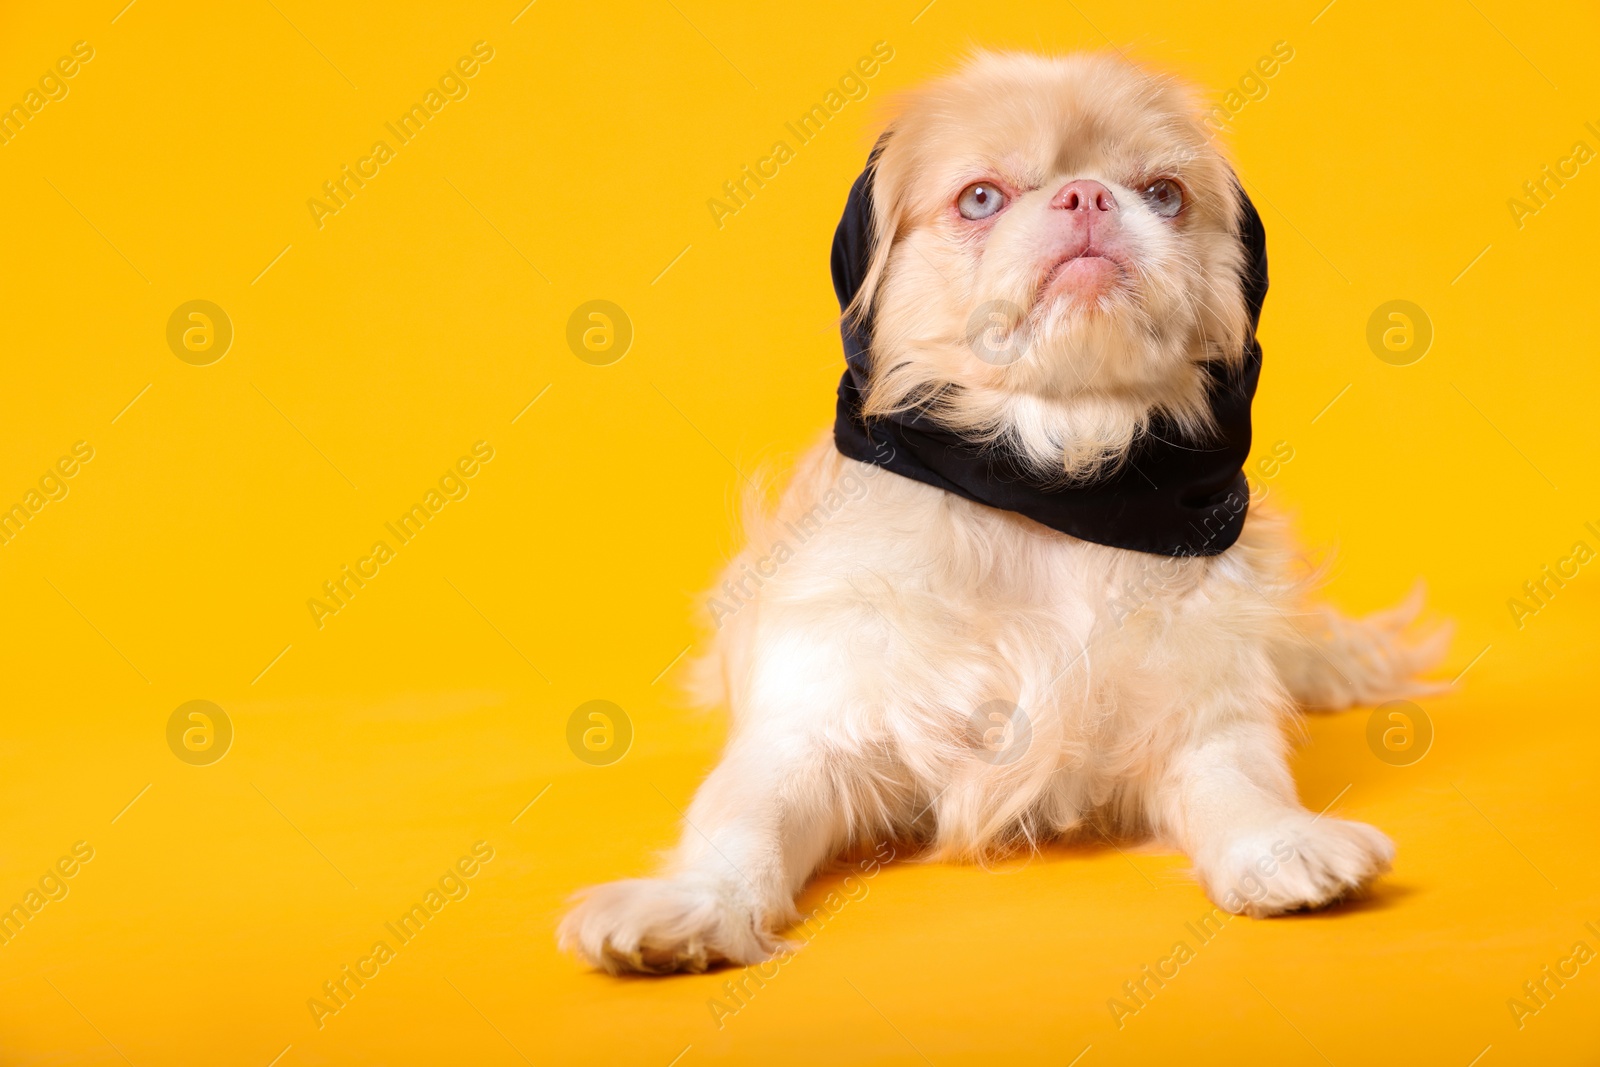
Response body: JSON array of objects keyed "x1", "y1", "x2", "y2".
[{"x1": 1050, "y1": 180, "x2": 1118, "y2": 214}]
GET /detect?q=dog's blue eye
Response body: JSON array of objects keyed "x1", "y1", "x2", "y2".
[
  {"x1": 957, "y1": 182, "x2": 1006, "y2": 220},
  {"x1": 1141, "y1": 178, "x2": 1184, "y2": 218}
]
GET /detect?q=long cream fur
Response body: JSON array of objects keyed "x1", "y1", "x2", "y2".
[{"x1": 558, "y1": 51, "x2": 1448, "y2": 975}]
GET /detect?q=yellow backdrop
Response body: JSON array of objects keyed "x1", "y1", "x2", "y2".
[{"x1": 2, "y1": 1, "x2": 1597, "y2": 1064}]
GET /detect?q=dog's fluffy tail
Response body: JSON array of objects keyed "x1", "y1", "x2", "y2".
[{"x1": 1272, "y1": 581, "x2": 1453, "y2": 711}]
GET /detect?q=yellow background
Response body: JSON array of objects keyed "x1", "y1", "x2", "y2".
[{"x1": 2, "y1": 0, "x2": 1598, "y2": 1063}]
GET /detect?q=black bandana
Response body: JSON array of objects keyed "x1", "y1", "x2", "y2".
[{"x1": 831, "y1": 147, "x2": 1269, "y2": 557}]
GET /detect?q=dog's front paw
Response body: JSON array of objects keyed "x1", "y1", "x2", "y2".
[
  {"x1": 1198, "y1": 815, "x2": 1395, "y2": 917},
  {"x1": 557, "y1": 877, "x2": 783, "y2": 975}
]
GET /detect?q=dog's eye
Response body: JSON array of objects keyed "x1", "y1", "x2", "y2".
[
  {"x1": 956, "y1": 182, "x2": 1006, "y2": 220},
  {"x1": 1141, "y1": 178, "x2": 1184, "y2": 218}
]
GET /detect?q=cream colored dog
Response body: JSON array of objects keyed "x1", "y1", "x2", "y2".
[{"x1": 560, "y1": 51, "x2": 1446, "y2": 975}]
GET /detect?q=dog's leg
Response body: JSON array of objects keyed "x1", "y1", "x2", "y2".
[
  {"x1": 1149, "y1": 713, "x2": 1394, "y2": 917},
  {"x1": 1271, "y1": 582, "x2": 1451, "y2": 711},
  {"x1": 558, "y1": 723, "x2": 847, "y2": 975}
]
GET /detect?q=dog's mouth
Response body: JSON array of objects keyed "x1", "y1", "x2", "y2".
[{"x1": 1040, "y1": 249, "x2": 1130, "y2": 304}]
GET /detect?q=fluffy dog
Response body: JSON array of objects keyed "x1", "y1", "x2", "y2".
[{"x1": 560, "y1": 51, "x2": 1447, "y2": 975}]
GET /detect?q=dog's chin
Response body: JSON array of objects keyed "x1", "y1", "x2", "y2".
[{"x1": 1011, "y1": 291, "x2": 1181, "y2": 402}]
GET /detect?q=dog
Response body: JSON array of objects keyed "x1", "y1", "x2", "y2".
[{"x1": 559, "y1": 51, "x2": 1447, "y2": 975}]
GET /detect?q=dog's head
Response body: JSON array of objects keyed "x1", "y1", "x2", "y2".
[{"x1": 853, "y1": 52, "x2": 1253, "y2": 477}]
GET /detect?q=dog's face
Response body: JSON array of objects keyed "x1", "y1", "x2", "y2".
[{"x1": 858, "y1": 53, "x2": 1251, "y2": 474}]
